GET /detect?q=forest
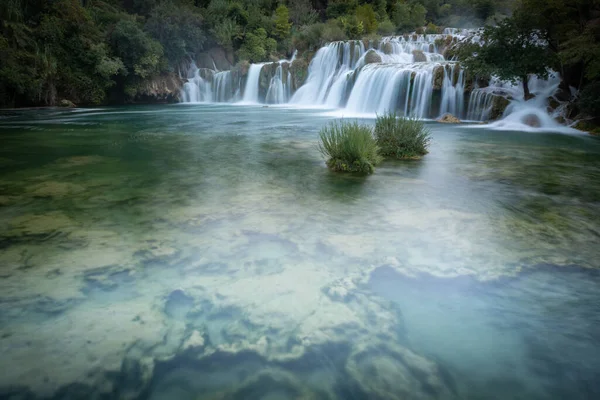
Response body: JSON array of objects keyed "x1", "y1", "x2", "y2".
[{"x1": 0, "y1": 0, "x2": 598, "y2": 120}]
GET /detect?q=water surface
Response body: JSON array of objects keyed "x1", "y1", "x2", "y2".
[{"x1": 0, "y1": 105, "x2": 599, "y2": 399}]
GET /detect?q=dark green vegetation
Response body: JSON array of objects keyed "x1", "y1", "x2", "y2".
[
  {"x1": 318, "y1": 121, "x2": 382, "y2": 174},
  {"x1": 1, "y1": 0, "x2": 513, "y2": 108},
  {"x1": 374, "y1": 113, "x2": 430, "y2": 159},
  {"x1": 456, "y1": 0, "x2": 600, "y2": 121}
]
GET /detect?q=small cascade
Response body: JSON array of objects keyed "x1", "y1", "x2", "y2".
[
  {"x1": 213, "y1": 71, "x2": 240, "y2": 103},
  {"x1": 181, "y1": 62, "x2": 212, "y2": 103},
  {"x1": 290, "y1": 41, "x2": 366, "y2": 106},
  {"x1": 178, "y1": 29, "x2": 567, "y2": 127},
  {"x1": 466, "y1": 89, "x2": 495, "y2": 121},
  {"x1": 242, "y1": 63, "x2": 265, "y2": 103},
  {"x1": 265, "y1": 64, "x2": 292, "y2": 104},
  {"x1": 440, "y1": 64, "x2": 465, "y2": 118}
]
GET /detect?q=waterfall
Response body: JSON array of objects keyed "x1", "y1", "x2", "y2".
[
  {"x1": 213, "y1": 71, "x2": 239, "y2": 103},
  {"x1": 466, "y1": 89, "x2": 495, "y2": 121},
  {"x1": 290, "y1": 41, "x2": 365, "y2": 106},
  {"x1": 265, "y1": 64, "x2": 292, "y2": 104},
  {"x1": 242, "y1": 63, "x2": 265, "y2": 103},
  {"x1": 180, "y1": 62, "x2": 212, "y2": 103},
  {"x1": 440, "y1": 64, "x2": 465, "y2": 118},
  {"x1": 178, "y1": 31, "x2": 565, "y2": 127}
]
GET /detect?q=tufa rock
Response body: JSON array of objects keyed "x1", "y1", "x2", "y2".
[
  {"x1": 363, "y1": 49, "x2": 382, "y2": 64},
  {"x1": 412, "y1": 50, "x2": 427, "y2": 62},
  {"x1": 59, "y1": 99, "x2": 76, "y2": 108},
  {"x1": 522, "y1": 114, "x2": 542, "y2": 127},
  {"x1": 437, "y1": 113, "x2": 461, "y2": 123}
]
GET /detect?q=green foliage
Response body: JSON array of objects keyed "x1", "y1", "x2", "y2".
[
  {"x1": 237, "y1": 28, "x2": 276, "y2": 62},
  {"x1": 288, "y1": 0, "x2": 319, "y2": 26},
  {"x1": 111, "y1": 19, "x2": 164, "y2": 79},
  {"x1": 377, "y1": 19, "x2": 396, "y2": 36},
  {"x1": 292, "y1": 23, "x2": 326, "y2": 51},
  {"x1": 457, "y1": 18, "x2": 556, "y2": 98},
  {"x1": 390, "y1": 1, "x2": 426, "y2": 32},
  {"x1": 322, "y1": 19, "x2": 348, "y2": 42},
  {"x1": 355, "y1": 4, "x2": 378, "y2": 34},
  {"x1": 274, "y1": 5, "x2": 292, "y2": 39},
  {"x1": 318, "y1": 121, "x2": 382, "y2": 174},
  {"x1": 339, "y1": 15, "x2": 364, "y2": 39},
  {"x1": 145, "y1": 1, "x2": 205, "y2": 66},
  {"x1": 374, "y1": 113, "x2": 430, "y2": 160},
  {"x1": 211, "y1": 18, "x2": 243, "y2": 51},
  {"x1": 578, "y1": 82, "x2": 600, "y2": 118},
  {"x1": 327, "y1": 0, "x2": 358, "y2": 19}
]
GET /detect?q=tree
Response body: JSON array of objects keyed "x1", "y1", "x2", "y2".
[
  {"x1": 355, "y1": 4, "x2": 378, "y2": 34},
  {"x1": 274, "y1": 5, "x2": 292, "y2": 39},
  {"x1": 145, "y1": 1, "x2": 205, "y2": 66},
  {"x1": 457, "y1": 18, "x2": 556, "y2": 99},
  {"x1": 237, "y1": 28, "x2": 277, "y2": 62},
  {"x1": 288, "y1": 0, "x2": 318, "y2": 26}
]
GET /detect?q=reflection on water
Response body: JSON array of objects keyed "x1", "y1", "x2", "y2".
[{"x1": 0, "y1": 105, "x2": 599, "y2": 399}]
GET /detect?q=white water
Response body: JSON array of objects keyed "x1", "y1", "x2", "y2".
[
  {"x1": 180, "y1": 32, "x2": 573, "y2": 130},
  {"x1": 241, "y1": 63, "x2": 265, "y2": 104}
]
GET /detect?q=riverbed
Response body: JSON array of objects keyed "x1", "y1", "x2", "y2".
[{"x1": 1, "y1": 105, "x2": 599, "y2": 399}]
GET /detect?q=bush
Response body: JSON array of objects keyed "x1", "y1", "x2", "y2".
[
  {"x1": 318, "y1": 121, "x2": 382, "y2": 174},
  {"x1": 374, "y1": 112, "x2": 430, "y2": 159},
  {"x1": 377, "y1": 19, "x2": 396, "y2": 36},
  {"x1": 322, "y1": 19, "x2": 348, "y2": 42},
  {"x1": 578, "y1": 81, "x2": 600, "y2": 118}
]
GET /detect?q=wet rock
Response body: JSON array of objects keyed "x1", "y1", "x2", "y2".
[
  {"x1": 197, "y1": 68, "x2": 214, "y2": 81},
  {"x1": 6, "y1": 212, "x2": 74, "y2": 237},
  {"x1": 346, "y1": 343, "x2": 456, "y2": 400},
  {"x1": 53, "y1": 155, "x2": 106, "y2": 168},
  {"x1": 134, "y1": 73, "x2": 183, "y2": 104},
  {"x1": 523, "y1": 114, "x2": 542, "y2": 128},
  {"x1": 381, "y1": 42, "x2": 394, "y2": 55},
  {"x1": 412, "y1": 49, "x2": 427, "y2": 62},
  {"x1": 547, "y1": 96, "x2": 561, "y2": 112},
  {"x1": 433, "y1": 66, "x2": 444, "y2": 90},
  {"x1": 489, "y1": 95, "x2": 511, "y2": 121},
  {"x1": 289, "y1": 58, "x2": 308, "y2": 91},
  {"x1": 363, "y1": 49, "x2": 382, "y2": 64},
  {"x1": 437, "y1": 113, "x2": 461, "y2": 123},
  {"x1": 59, "y1": 99, "x2": 76, "y2": 108}
]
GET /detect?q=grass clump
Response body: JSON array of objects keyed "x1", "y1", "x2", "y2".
[
  {"x1": 318, "y1": 121, "x2": 382, "y2": 174},
  {"x1": 374, "y1": 112, "x2": 431, "y2": 160}
]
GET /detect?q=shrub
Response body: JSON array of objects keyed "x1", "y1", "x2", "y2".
[
  {"x1": 578, "y1": 81, "x2": 600, "y2": 118},
  {"x1": 318, "y1": 121, "x2": 382, "y2": 174},
  {"x1": 374, "y1": 112, "x2": 430, "y2": 159},
  {"x1": 322, "y1": 19, "x2": 348, "y2": 42},
  {"x1": 377, "y1": 19, "x2": 396, "y2": 36}
]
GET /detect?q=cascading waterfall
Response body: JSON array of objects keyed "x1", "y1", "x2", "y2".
[
  {"x1": 181, "y1": 62, "x2": 212, "y2": 103},
  {"x1": 440, "y1": 64, "x2": 465, "y2": 118},
  {"x1": 179, "y1": 31, "x2": 567, "y2": 128},
  {"x1": 265, "y1": 64, "x2": 292, "y2": 104},
  {"x1": 466, "y1": 89, "x2": 495, "y2": 121},
  {"x1": 241, "y1": 63, "x2": 265, "y2": 103}
]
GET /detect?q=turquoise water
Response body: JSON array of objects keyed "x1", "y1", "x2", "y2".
[{"x1": 0, "y1": 105, "x2": 599, "y2": 399}]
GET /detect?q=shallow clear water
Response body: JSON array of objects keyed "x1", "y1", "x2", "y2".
[{"x1": 0, "y1": 105, "x2": 599, "y2": 400}]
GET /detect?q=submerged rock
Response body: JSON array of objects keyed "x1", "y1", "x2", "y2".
[
  {"x1": 522, "y1": 114, "x2": 542, "y2": 128},
  {"x1": 437, "y1": 113, "x2": 461, "y2": 123}
]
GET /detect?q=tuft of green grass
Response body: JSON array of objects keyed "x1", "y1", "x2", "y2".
[
  {"x1": 374, "y1": 112, "x2": 431, "y2": 159},
  {"x1": 318, "y1": 121, "x2": 382, "y2": 174}
]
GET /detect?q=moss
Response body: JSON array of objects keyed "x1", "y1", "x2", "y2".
[{"x1": 573, "y1": 120, "x2": 600, "y2": 136}]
